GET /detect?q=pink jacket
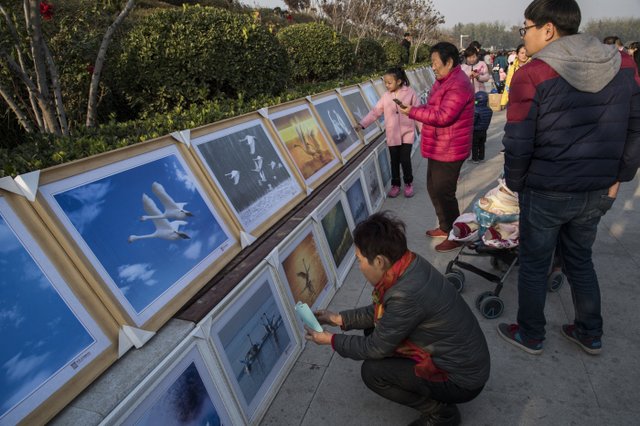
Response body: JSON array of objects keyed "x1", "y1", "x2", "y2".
[
  {"x1": 359, "y1": 85, "x2": 419, "y2": 146},
  {"x1": 409, "y1": 65, "x2": 474, "y2": 162},
  {"x1": 461, "y1": 61, "x2": 491, "y2": 93}
]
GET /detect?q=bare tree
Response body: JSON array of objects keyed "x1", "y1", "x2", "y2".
[
  {"x1": 0, "y1": 0, "x2": 136, "y2": 136},
  {"x1": 395, "y1": 0, "x2": 443, "y2": 64}
]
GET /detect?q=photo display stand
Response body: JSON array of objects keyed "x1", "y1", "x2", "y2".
[
  {"x1": 337, "y1": 85, "x2": 381, "y2": 144},
  {"x1": 101, "y1": 336, "x2": 244, "y2": 426},
  {"x1": 0, "y1": 192, "x2": 118, "y2": 425},
  {"x1": 359, "y1": 81, "x2": 384, "y2": 127},
  {"x1": 270, "y1": 218, "x2": 337, "y2": 334},
  {"x1": 375, "y1": 142, "x2": 392, "y2": 191},
  {"x1": 361, "y1": 152, "x2": 385, "y2": 213},
  {"x1": 310, "y1": 189, "x2": 356, "y2": 288},
  {"x1": 266, "y1": 100, "x2": 342, "y2": 191},
  {"x1": 33, "y1": 136, "x2": 242, "y2": 332},
  {"x1": 309, "y1": 90, "x2": 364, "y2": 163},
  {"x1": 340, "y1": 168, "x2": 372, "y2": 227},
  {"x1": 187, "y1": 112, "x2": 306, "y2": 239},
  {"x1": 200, "y1": 261, "x2": 301, "y2": 425}
]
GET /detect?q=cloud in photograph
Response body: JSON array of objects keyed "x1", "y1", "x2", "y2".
[
  {"x1": 172, "y1": 162, "x2": 196, "y2": 192},
  {"x1": 0, "y1": 305, "x2": 25, "y2": 329},
  {"x1": 64, "y1": 181, "x2": 112, "y2": 233},
  {"x1": 0, "y1": 221, "x2": 21, "y2": 254},
  {"x1": 183, "y1": 241, "x2": 203, "y2": 260},
  {"x1": 3, "y1": 351, "x2": 50, "y2": 382},
  {"x1": 118, "y1": 263, "x2": 158, "y2": 287}
]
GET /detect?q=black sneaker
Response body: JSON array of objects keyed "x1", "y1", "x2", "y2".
[
  {"x1": 408, "y1": 404, "x2": 461, "y2": 426},
  {"x1": 497, "y1": 323, "x2": 543, "y2": 355},
  {"x1": 561, "y1": 324, "x2": 602, "y2": 355}
]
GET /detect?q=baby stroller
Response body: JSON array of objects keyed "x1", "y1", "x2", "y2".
[{"x1": 443, "y1": 180, "x2": 565, "y2": 319}]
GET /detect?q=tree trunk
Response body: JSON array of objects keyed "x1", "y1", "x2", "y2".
[
  {"x1": 86, "y1": 0, "x2": 136, "y2": 128},
  {"x1": 0, "y1": 81, "x2": 34, "y2": 133}
]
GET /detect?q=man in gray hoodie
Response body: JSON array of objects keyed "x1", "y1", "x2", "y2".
[{"x1": 497, "y1": 0, "x2": 640, "y2": 355}]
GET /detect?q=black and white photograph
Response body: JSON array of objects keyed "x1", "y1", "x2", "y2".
[
  {"x1": 340, "y1": 87, "x2": 380, "y2": 143},
  {"x1": 343, "y1": 173, "x2": 370, "y2": 226},
  {"x1": 312, "y1": 95, "x2": 362, "y2": 159},
  {"x1": 377, "y1": 145, "x2": 392, "y2": 188},
  {"x1": 192, "y1": 119, "x2": 303, "y2": 233},
  {"x1": 360, "y1": 82, "x2": 384, "y2": 126},
  {"x1": 362, "y1": 155, "x2": 383, "y2": 212}
]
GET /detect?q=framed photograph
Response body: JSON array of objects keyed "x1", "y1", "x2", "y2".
[
  {"x1": 267, "y1": 101, "x2": 342, "y2": 189},
  {"x1": 0, "y1": 194, "x2": 115, "y2": 425},
  {"x1": 339, "y1": 85, "x2": 381, "y2": 143},
  {"x1": 310, "y1": 91, "x2": 363, "y2": 161},
  {"x1": 104, "y1": 339, "x2": 243, "y2": 425},
  {"x1": 312, "y1": 190, "x2": 356, "y2": 287},
  {"x1": 36, "y1": 140, "x2": 240, "y2": 330},
  {"x1": 341, "y1": 169, "x2": 371, "y2": 226},
  {"x1": 376, "y1": 143, "x2": 392, "y2": 190},
  {"x1": 406, "y1": 69, "x2": 423, "y2": 92},
  {"x1": 412, "y1": 130, "x2": 421, "y2": 157},
  {"x1": 362, "y1": 153, "x2": 384, "y2": 212},
  {"x1": 274, "y1": 219, "x2": 336, "y2": 314},
  {"x1": 190, "y1": 114, "x2": 305, "y2": 236},
  {"x1": 359, "y1": 82, "x2": 384, "y2": 126},
  {"x1": 372, "y1": 77, "x2": 386, "y2": 97},
  {"x1": 206, "y1": 263, "x2": 300, "y2": 424}
]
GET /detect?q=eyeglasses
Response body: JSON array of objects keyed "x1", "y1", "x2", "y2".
[{"x1": 519, "y1": 24, "x2": 537, "y2": 37}]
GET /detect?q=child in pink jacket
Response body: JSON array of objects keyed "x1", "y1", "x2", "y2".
[{"x1": 357, "y1": 67, "x2": 419, "y2": 197}]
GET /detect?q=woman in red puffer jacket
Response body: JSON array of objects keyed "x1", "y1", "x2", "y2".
[{"x1": 400, "y1": 41, "x2": 474, "y2": 253}]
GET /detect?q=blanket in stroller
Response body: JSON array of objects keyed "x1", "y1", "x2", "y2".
[{"x1": 449, "y1": 179, "x2": 520, "y2": 249}]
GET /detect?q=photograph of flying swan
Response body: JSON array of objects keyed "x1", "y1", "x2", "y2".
[{"x1": 40, "y1": 147, "x2": 235, "y2": 325}]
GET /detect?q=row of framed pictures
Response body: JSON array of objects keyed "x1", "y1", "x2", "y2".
[
  {"x1": 100, "y1": 144, "x2": 394, "y2": 425},
  {"x1": 0, "y1": 65, "x2": 431, "y2": 425}
]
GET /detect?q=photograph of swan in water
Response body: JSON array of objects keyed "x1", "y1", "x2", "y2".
[
  {"x1": 0, "y1": 198, "x2": 110, "y2": 425},
  {"x1": 340, "y1": 87, "x2": 380, "y2": 142},
  {"x1": 269, "y1": 103, "x2": 340, "y2": 187},
  {"x1": 192, "y1": 120, "x2": 302, "y2": 233},
  {"x1": 39, "y1": 145, "x2": 235, "y2": 326},
  {"x1": 210, "y1": 268, "x2": 296, "y2": 420},
  {"x1": 317, "y1": 193, "x2": 355, "y2": 285},
  {"x1": 120, "y1": 346, "x2": 233, "y2": 426},
  {"x1": 360, "y1": 82, "x2": 384, "y2": 126}
]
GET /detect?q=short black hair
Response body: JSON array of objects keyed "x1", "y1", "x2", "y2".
[
  {"x1": 464, "y1": 47, "x2": 479, "y2": 58},
  {"x1": 468, "y1": 40, "x2": 482, "y2": 50},
  {"x1": 404, "y1": 32, "x2": 411, "y2": 37},
  {"x1": 603, "y1": 36, "x2": 623, "y2": 47},
  {"x1": 384, "y1": 66, "x2": 410, "y2": 87},
  {"x1": 353, "y1": 211, "x2": 407, "y2": 265},
  {"x1": 430, "y1": 41, "x2": 460, "y2": 67},
  {"x1": 524, "y1": 0, "x2": 581, "y2": 36}
]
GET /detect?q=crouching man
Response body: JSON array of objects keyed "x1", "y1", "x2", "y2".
[{"x1": 305, "y1": 212, "x2": 490, "y2": 426}]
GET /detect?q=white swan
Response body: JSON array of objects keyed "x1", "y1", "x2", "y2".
[
  {"x1": 140, "y1": 182, "x2": 192, "y2": 221},
  {"x1": 129, "y1": 194, "x2": 190, "y2": 243},
  {"x1": 240, "y1": 134, "x2": 256, "y2": 155},
  {"x1": 225, "y1": 170, "x2": 240, "y2": 185}
]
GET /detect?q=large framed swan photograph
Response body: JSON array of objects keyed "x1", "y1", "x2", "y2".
[{"x1": 35, "y1": 137, "x2": 241, "y2": 330}]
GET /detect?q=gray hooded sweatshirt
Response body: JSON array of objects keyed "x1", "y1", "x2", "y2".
[{"x1": 534, "y1": 33, "x2": 621, "y2": 93}]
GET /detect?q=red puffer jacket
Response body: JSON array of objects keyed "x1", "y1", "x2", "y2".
[{"x1": 409, "y1": 65, "x2": 474, "y2": 162}]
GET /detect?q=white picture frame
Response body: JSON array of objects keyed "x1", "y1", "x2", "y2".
[
  {"x1": 376, "y1": 143, "x2": 392, "y2": 190},
  {"x1": 338, "y1": 86, "x2": 381, "y2": 143},
  {"x1": 102, "y1": 339, "x2": 243, "y2": 425},
  {"x1": 203, "y1": 262, "x2": 301, "y2": 424},
  {"x1": 0, "y1": 195, "x2": 113, "y2": 425},
  {"x1": 311, "y1": 189, "x2": 356, "y2": 287},
  {"x1": 361, "y1": 153, "x2": 385, "y2": 212},
  {"x1": 340, "y1": 168, "x2": 371, "y2": 226}
]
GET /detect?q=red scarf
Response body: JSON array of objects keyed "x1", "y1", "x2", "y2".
[{"x1": 372, "y1": 251, "x2": 449, "y2": 382}]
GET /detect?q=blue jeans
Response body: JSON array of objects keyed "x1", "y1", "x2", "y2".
[{"x1": 517, "y1": 187, "x2": 615, "y2": 341}]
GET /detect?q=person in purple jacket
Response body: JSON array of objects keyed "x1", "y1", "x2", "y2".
[{"x1": 399, "y1": 42, "x2": 474, "y2": 253}]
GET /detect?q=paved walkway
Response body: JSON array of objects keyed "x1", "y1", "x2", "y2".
[{"x1": 261, "y1": 110, "x2": 640, "y2": 426}]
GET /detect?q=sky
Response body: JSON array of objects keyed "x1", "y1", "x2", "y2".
[{"x1": 240, "y1": 0, "x2": 640, "y2": 27}]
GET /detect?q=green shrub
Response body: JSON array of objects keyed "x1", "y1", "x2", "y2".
[
  {"x1": 353, "y1": 38, "x2": 386, "y2": 74},
  {"x1": 112, "y1": 5, "x2": 289, "y2": 115},
  {"x1": 382, "y1": 39, "x2": 405, "y2": 67},
  {"x1": 277, "y1": 22, "x2": 354, "y2": 83},
  {"x1": 411, "y1": 43, "x2": 431, "y2": 64}
]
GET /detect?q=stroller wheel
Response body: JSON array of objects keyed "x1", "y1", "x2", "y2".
[
  {"x1": 479, "y1": 296, "x2": 504, "y2": 319},
  {"x1": 445, "y1": 269, "x2": 465, "y2": 293},
  {"x1": 547, "y1": 270, "x2": 565, "y2": 292},
  {"x1": 475, "y1": 291, "x2": 495, "y2": 310}
]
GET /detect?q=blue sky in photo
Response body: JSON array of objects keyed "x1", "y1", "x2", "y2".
[
  {"x1": 53, "y1": 155, "x2": 230, "y2": 314},
  {"x1": 0, "y1": 212, "x2": 95, "y2": 419}
]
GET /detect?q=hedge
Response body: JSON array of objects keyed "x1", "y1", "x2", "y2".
[
  {"x1": 382, "y1": 39, "x2": 405, "y2": 67},
  {"x1": 353, "y1": 38, "x2": 386, "y2": 74},
  {"x1": 277, "y1": 22, "x2": 354, "y2": 83},
  {"x1": 112, "y1": 5, "x2": 289, "y2": 115}
]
